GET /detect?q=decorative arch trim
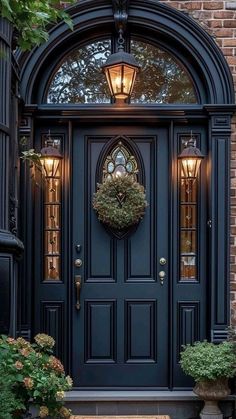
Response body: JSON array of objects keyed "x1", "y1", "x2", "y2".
[{"x1": 18, "y1": 0, "x2": 234, "y2": 105}]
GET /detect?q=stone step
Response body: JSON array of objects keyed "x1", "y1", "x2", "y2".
[{"x1": 71, "y1": 417, "x2": 170, "y2": 419}]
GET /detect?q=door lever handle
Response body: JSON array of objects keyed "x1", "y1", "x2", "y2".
[{"x1": 75, "y1": 275, "x2": 82, "y2": 310}]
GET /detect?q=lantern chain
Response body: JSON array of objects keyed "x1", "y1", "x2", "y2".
[{"x1": 112, "y1": 0, "x2": 130, "y2": 51}]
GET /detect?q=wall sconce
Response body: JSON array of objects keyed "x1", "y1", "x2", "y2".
[
  {"x1": 40, "y1": 145, "x2": 62, "y2": 178},
  {"x1": 102, "y1": 0, "x2": 140, "y2": 100},
  {"x1": 178, "y1": 134, "x2": 204, "y2": 179}
]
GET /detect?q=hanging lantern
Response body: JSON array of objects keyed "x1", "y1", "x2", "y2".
[
  {"x1": 102, "y1": 0, "x2": 140, "y2": 101},
  {"x1": 40, "y1": 145, "x2": 62, "y2": 178},
  {"x1": 102, "y1": 50, "x2": 140, "y2": 100},
  {"x1": 178, "y1": 136, "x2": 204, "y2": 179}
]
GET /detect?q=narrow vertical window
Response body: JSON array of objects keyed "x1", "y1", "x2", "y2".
[
  {"x1": 43, "y1": 135, "x2": 62, "y2": 281},
  {"x1": 179, "y1": 136, "x2": 199, "y2": 282}
]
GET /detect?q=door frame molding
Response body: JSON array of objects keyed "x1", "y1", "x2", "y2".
[{"x1": 19, "y1": 105, "x2": 234, "y2": 388}]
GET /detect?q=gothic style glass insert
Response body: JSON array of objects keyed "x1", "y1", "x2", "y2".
[
  {"x1": 47, "y1": 40, "x2": 111, "y2": 104},
  {"x1": 179, "y1": 135, "x2": 199, "y2": 281},
  {"x1": 43, "y1": 135, "x2": 62, "y2": 281},
  {"x1": 103, "y1": 141, "x2": 138, "y2": 181},
  {"x1": 131, "y1": 39, "x2": 197, "y2": 104}
]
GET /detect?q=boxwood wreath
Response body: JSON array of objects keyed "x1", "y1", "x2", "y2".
[{"x1": 93, "y1": 176, "x2": 148, "y2": 230}]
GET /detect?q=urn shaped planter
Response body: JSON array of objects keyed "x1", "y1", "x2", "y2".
[{"x1": 193, "y1": 378, "x2": 230, "y2": 419}]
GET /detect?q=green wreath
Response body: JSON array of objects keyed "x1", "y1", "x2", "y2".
[{"x1": 93, "y1": 176, "x2": 148, "y2": 230}]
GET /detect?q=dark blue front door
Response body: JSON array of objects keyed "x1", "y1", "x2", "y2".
[{"x1": 72, "y1": 126, "x2": 169, "y2": 388}]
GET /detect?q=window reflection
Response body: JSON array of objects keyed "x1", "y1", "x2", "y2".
[
  {"x1": 47, "y1": 40, "x2": 111, "y2": 104},
  {"x1": 131, "y1": 40, "x2": 197, "y2": 104}
]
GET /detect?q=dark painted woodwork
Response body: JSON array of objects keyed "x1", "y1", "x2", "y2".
[
  {"x1": 18, "y1": 0, "x2": 234, "y2": 105},
  {"x1": 41, "y1": 301, "x2": 65, "y2": 360},
  {"x1": 72, "y1": 126, "x2": 169, "y2": 388},
  {"x1": 208, "y1": 110, "x2": 231, "y2": 342},
  {"x1": 0, "y1": 230, "x2": 24, "y2": 335},
  {"x1": 17, "y1": 0, "x2": 235, "y2": 390},
  {"x1": 0, "y1": 19, "x2": 23, "y2": 337}
]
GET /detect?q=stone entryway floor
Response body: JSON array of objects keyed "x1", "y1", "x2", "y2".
[{"x1": 70, "y1": 416, "x2": 171, "y2": 419}]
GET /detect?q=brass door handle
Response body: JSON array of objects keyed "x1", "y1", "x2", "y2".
[{"x1": 75, "y1": 275, "x2": 82, "y2": 310}]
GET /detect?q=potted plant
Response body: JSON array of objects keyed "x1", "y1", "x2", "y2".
[
  {"x1": 0, "y1": 333, "x2": 73, "y2": 418},
  {"x1": 180, "y1": 340, "x2": 236, "y2": 419}
]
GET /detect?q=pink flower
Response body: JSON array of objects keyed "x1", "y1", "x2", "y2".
[
  {"x1": 15, "y1": 361, "x2": 23, "y2": 370},
  {"x1": 23, "y1": 377, "x2": 34, "y2": 389}
]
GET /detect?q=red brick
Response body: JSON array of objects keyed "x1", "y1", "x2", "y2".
[
  {"x1": 227, "y1": 56, "x2": 236, "y2": 64},
  {"x1": 224, "y1": 20, "x2": 236, "y2": 28},
  {"x1": 224, "y1": 38, "x2": 236, "y2": 46},
  {"x1": 214, "y1": 11, "x2": 235, "y2": 18},
  {"x1": 181, "y1": 2, "x2": 202, "y2": 10},
  {"x1": 208, "y1": 20, "x2": 222, "y2": 28},
  {"x1": 203, "y1": 2, "x2": 224, "y2": 10},
  {"x1": 214, "y1": 28, "x2": 234, "y2": 37}
]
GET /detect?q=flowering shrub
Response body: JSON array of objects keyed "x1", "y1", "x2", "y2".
[{"x1": 0, "y1": 333, "x2": 73, "y2": 418}]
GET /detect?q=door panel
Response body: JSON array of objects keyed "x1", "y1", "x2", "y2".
[{"x1": 72, "y1": 126, "x2": 169, "y2": 388}]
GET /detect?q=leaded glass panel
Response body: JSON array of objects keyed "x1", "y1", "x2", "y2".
[{"x1": 103, "y1": 142, "x2": 138, "y2": 181}]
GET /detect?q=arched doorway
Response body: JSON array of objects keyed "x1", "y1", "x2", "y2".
[{"x1": 18, "y1": 0, "x2": 235, "y2": 389}]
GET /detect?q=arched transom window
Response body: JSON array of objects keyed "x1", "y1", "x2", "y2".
[{"x1": 46, "y1": 38, "x2": 197, "y2": 104}]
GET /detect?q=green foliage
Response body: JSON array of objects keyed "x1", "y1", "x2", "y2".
[
  {"x1": 180, "y1": 340, "x2": 236, "y2": 382},
  {"x1": 0, "y1": 0, "x2": 75, "y2": 50},
  {"x1": 21, "y1": 149, "x2": 42, "y2": 170},
  {"x1": 93, "y1": 176, "x2": 148, "y2": 230},
  {"x1": 0, "y1": 374, "x2": 24, "y2": 419},
  {"x1": 0, "y1": 334, "x2": 73, "y2": 418}
]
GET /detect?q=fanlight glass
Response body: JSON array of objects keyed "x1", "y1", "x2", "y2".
[
  {"x1": 103, "y1": 142, "x2": 138, "y2": 181},
  {"x1": 131, "y1": 39, "x2": 197, "y2": 104},
  {"x1": 47, "y1": 40, "x2": 111, "y2": 104},
  {"x1": 46, "y1": 38, "x2": 197, "y2": 104}
]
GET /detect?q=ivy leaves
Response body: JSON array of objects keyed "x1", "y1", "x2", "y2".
[{"x1": 0, "y1": 0, "x2": 75, "y2": 50}]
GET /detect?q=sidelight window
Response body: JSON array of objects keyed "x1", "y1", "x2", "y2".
[
  {"x1": 179, "y1": 135, "x2": 199, "y2": 282},
  {"x1": 43, "y1": 135, "x2": 62, "y2": 281}
]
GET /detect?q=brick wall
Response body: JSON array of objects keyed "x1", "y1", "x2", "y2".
[{"x1": 159, "y1": 0, "x2": 236, "y2": 325}]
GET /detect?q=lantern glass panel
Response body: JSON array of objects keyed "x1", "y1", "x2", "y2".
[
  {"x1": 182, "y1": 158, "x2": 201, "y2": 179},
  {"x1": 123, "y1": 66, "x2": 136, "y2": 96}
]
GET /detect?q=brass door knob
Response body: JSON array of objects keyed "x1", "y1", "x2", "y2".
[
  {"x1": 74, "y1": 258, "x2": 83, "y2": 268},
  {"x1": 160, "y1": 257, "x2": 167, "y2": 265},
  {"x1": 159, "y1": 270, "x2": 166, "y2": 285}
]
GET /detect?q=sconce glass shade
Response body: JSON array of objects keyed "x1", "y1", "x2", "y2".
[
  {"x1": 178, "y1": 138, "x2": 204, "y2": 179},
  {"x1": 102, "y1": 51, "x2": 140, "y2": 99},
  {"x1": 40, "y1": 145, "x2": 62, "y2": 177}
]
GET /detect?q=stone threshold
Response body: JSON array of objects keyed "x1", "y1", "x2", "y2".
[
  {"x1": 71, "y1": 416, "x2": 170, "y2": 419},
  {"x1": 64, "y1": 390, "x2": 235, "y2": 402},
  {"x1": 65, "y1": 391, "x2": 197, "y2": 402},
  {"x1": 64, "y1": 390, "x2": 236, "y2": 402}
]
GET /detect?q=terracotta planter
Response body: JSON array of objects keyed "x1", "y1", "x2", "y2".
[{"x1": 193, "y1": 378, "x2": 230, "y2": 418}]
